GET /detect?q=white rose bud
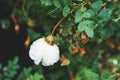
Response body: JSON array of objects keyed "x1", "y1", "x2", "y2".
[{"x1": 29, "y1": 37, "x2": 60, "y2": 66}]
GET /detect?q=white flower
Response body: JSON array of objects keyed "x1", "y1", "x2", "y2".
[
  {"x1": 29, "y1": 38, "x2": 60, "y2": 66},
  {"x1": 113, "y1": 59, "x2": 118, "y2": 65}
]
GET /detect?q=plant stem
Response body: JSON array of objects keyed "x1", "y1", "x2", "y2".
[
  {"x1": 51, "y1": 17, "x2": 66, "y2": 36},
  {"x1": 109, "y1": 73, "x2": 120, "y2": 78},
  {"x1": 22, "y1": 0, "x2": 30, "y2": 21},
  {"x1": 67, "y1": 67, "x2": 76, "y2": 80},
  {"x1": 11, "y1": 14, "x2": 18, "y2": 25}
]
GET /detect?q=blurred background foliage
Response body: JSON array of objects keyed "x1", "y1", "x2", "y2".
[{"x1": 0, "y1": 0, "x2": 120, "y2": 80}]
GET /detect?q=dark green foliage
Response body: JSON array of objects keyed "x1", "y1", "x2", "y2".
[
  {"x1": 91, "y1": 0, "x2": 103, "y2": 12},
  {"x1": 100, "y1": 70, "x2": 116, "y2": 80},
  {"x1": 63, "y1": 5, "x2": 71, "y2": 17},
  {"x1": 76, "y1": 67, "x2": 99, "y2": 80},
  {"x1": 17, "y1": 67, "x2": 44, "y2": 80},
  {"x1": 27, "y1": 28, "x2": 41, "y2": 41},
  {"x1": 99, "y1": 9, "x2": 112, "y2": 20},
  {"x1": 0, "y1": 57, "x2": 19, "y2": 80}
]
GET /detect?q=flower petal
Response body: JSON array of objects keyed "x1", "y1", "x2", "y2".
[{"x1": 29, "y1": 37, "x2": 60, "y2": 66}]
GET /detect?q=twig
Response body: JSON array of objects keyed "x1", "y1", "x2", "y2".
[
  {"x1": 109, "y1": 73, "x2": 120, "y2": 78},
  {"x1": 67, "y1": 67, "x2": 76, "y2": 80},
  {"x1": 51, "y1": 17, "x2": 66, "y2": 36},
  {"x1": 11, "y1": 14, "x2": 18, "y2": 25},
  {"x1": 22, "y1": 0, "x2": 29, "y2": 20}
]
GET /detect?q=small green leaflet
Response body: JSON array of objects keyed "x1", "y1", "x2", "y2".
[
  {"x1": 99, "y1": 8, "x2": 112, "y2": 20},
  {"x1": 87, "y1": 9, "x2": 95, "y2": 17},
  {"x1": 78, "y1": 21, "x2": 86, "y2": 32},
  {"x1": 75, "y1": 7, "x2": 87, "y2": 23},
  {"x1": 62, "y1": 5, "x2": 70, "y2": 17},
  {"x1": 85, "y1": 27, "x2": 94, "y2": 38},
  {"x1": 63, "y1": 0, "x2": 72, "y2": 5},
  {"x1": 91, "y1": 0, "x2": 103, "y2": 12},
  {"x1": 40, "y1": 0, "x2": 52, "y2": 6},
  {"x1": 53, "y1": 0, "x2": 61, "y2": 7},
  {"x1": 48, "y1": 7, "x2": 62, "y2": 18},
  {"x1": 83, "y1": 69, "x2": 99, "y2": 80},
  {"x1": 77, "y1": 0, "x2": 83, "y2": 2},
  {"x1": 77, "y1": 20, "x2": 94, "y2": 38},
  {"x1": 100, "y1": 70, "x2": 111, "y2": 80},
  {"x1": 76, "y1": 67, "x2": 99, "y2": 80},
  {"x1": 80, "y1": 7, "x2": 87, "y2": 12},
  {"x1": 83, "y1": 12, "x2": 91, "y2": 18},
  {"x1": 100, "y1": 70, "x2": 116, "y2": 80},
  {"x1": 100, "y1": 28, "x2": 112, "y2": 39},
  {"x1": 75, "y1": 9, "x2": 83, "y2": 23}
]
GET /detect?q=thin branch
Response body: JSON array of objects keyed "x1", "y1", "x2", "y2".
[
  {"x1": 22, "y1": 0, "x2": 29, "y2": 20},
  {"x1": 51, "y1": 17, "x2": 66, "y2": 36},
  {"x1": 67, "y1": 67, "x2": 76, "y2": 80},
  {"x1": 109, "y1": 73, "x2": 120, "y2": 78},
  {"x1": 11, "y1": 14, "x2": 18, "y2": 25}
]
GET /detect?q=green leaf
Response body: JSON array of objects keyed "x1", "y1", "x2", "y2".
[
  {"x1": 84, "y1": 69, "x2": 99, "y2": 80},
  {"x1": 13, "y1": 56, "x2": 19, "y2": 64},
  {"x1": 53, "y1": 0, "x2": 61, "y2": 7},
  {"x1": 77, "y1": 0, "x2": 83, "y2": 2},
  {"x1": 75, "y1": 9, "x2": 83, "y2": 23},
  {"x1": 85, "y1": 20, "x2": 94, "y2": 26},
  {"x1": 91, "y1": 0, "x2": 103, "y2": 12},
  {"x1": 63, "y1": 5, "x2": 70, "y2": 17},
  {"x1": 34, "y1": 73, "x2": 44, "y2": 80},
  {"x1": 75, "y1": 7, "x2": 87, "y2": 23},
  {"x1": 100, "y1": 70, "x2": 111, "y2": 80},
  {"x1": 40, "y1": 0, "x2": 52, "y2": 6},
  {"x1": 48, "y1": 7, "x2": 62, "y2": 18},
  {"x1": 77, "y1": 20, "x2": 95, "y2": 37},
  {"x1": 78, "y1": 21, "x2": 86, "y2": 32},
  {"x1": 3, "y1": 57, "x2": 20, "y2": 79},
  {"x1": 80, "y1": 7, "x2": 87, "y2": 12},
  {"x1": 23, "y1": 67, "x2": 32, "y2": 76},
  {"x1": 87, "y1": 9, "x2": 95, "y2": 17},
  {"x1": 85, "y1": 27, "x2": 94, "y2": 38},
  {"x1": 107, "y1": 77, "x2": 116, "y2": 80},
  {"x1": 100, "y1": 28, "x2": 112, "y2": 39},
  {"x1": 63, "y1": 0, "x2": 72, "y2": 5},
  {"x1": 99, "y1": 9, "x2": 112, "y2": 20},
  {"x1": 100, "y1": 70, "x2": 115, "y2": 80},
  {"x1": 83, "y1": 12, "x2": 91, "y2": 18},
  {"x1": 76, "y1": 68, "x2": 99, "y2": 80},
  {"x1": 76, "y1": 75, "x2": 82, "y2": 80}
]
